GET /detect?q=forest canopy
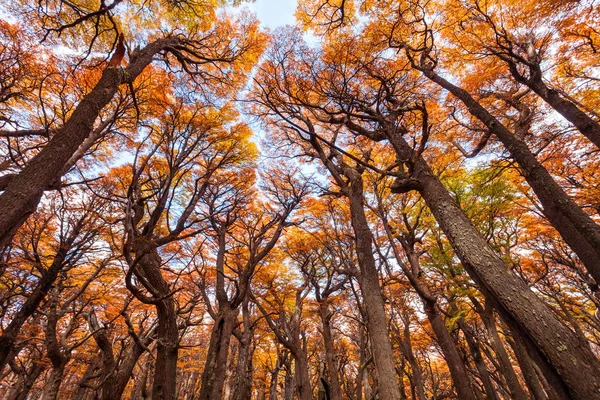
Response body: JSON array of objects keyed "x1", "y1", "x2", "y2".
[{"x1": 0, "y1": 0, "x2": 599, "y2": 399}]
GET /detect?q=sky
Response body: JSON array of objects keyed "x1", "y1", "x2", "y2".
[{"x1": 245, "y1": 0, "x2": 298, "y2": 29}]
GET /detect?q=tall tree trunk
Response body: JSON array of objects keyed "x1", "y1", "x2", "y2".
[
  {"x1": 478, "y1": 302, "x2": 529, "y2": 400},
  {"x1": 198, "y1": 307, "x2": 238, "y2": 400},
  {"x1": 397, "y1": 317, "x2": 427, "y2": 400},
  {"x1": 508, "y1": 60, "x2": 600, "y2": 149},
  {"x1": 422, "y1": 68, "x2": 600, "y2": 287},
  {"x1": 506, "y1": 328, "x2": 549, "y2": 400},
  {"x1": 232, "y1": 300, "x2": 254, "y2": 400},
  {"x1": 422, "y1": 301, "x2": 476, "y2": 400},
  {"x1": 0, "y1": 221, "x2": 81, "y2": 371},
  {"x1": 387, "y1": 131, "x2": 600, "y2": 399},
  {"x1": 133, "y1": 240, "x2": 179, "y2": 400},
  {"x1": 346, "y1": 182, "x2": 402, "y2": 400},
  {"x1": 295, "y1": 348, "x2": 313, "y2": 400},
  {"x1": 319, "y1": 301, "x2": 343, "y2": 400},
  {"x1": 0, "y1": 39, "x2": 175, "y2": 249},
  {"x1": 9, "y1": 362, "x2": 45, "y2": 400},
  {"x1": 457, "y1": 319, "x2": 499, "y2": 400}
]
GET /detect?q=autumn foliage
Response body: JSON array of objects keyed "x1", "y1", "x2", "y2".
[{"x1": 0, "y1": 0, "x2": 599, "y2": 399}]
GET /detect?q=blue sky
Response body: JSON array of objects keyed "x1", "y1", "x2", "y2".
[{"x1": 246, "y1": 0, "x2": 298, "y2": 29}]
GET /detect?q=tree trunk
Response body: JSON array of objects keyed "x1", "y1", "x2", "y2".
[
  {"x1": 506, "y1": 329, "x2": 549, "y2": 400},
  {"x1": 346, "y1": 183, "x2": 402, "y2": 400},
  {"x1": 423, "y1": 301, "x2": 476, "y2": 400},
  {"x1": 198, "y1": 307, "x2": 238, "y2": 400},
  {"x1": 133, "y1": 240, "x2": 179, "y2": 400},
  {"x1": 479, "y1": 304, "x2": 529, "y2": 400},
  {"x1": 512, "y1": 63, "x2": 600, "y2": 149},
  {"x1": 423, "y1": 68, "x2": 600, "y2": 288},
  {"x1": 398, "y1": 319, "x2": 427, "y2": 400},
  {"x1": 457, "y1": 319, "x2": 499, "y2": 400},
  {"x1": 0, "y1": 38, "x2": 174, "y2": 249},
  {"x1": 0, "y1": 242, "x2": 72, "y2": 370},
  {"x1": 295, "y1": 348, "x2": 313, "y2": 400},
  {"x1": 388, "y1": 132, "x2": 600, "y2": 399},
  {"x1": 10, "y1": 362, "x2": 45, "y2": 400},
  {"x1": 319, "y1": 301, "x2": 343, "y2": 400}
]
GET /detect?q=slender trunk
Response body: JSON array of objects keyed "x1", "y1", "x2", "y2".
[
  {"x1": 346, "y1": 187, "x2": 402, "y2": 400},
  {"x1": 423, "y1": 69, "x2": 600, "y2": 287},
  {"x1": 479, "y1": 304, "x2": 529, "y2": 400},
  {"x1": 284, "y1": 357, "x2": 295, "y2": 400},
  {"x1": 0, "y1": 39, "x2": 174, "y2": 249},
  {"x1": 103, "y1": 335, "x2": 152, "y2": 400},
  {"x1": 423, "y1": 301, "x2": 475, "y2": 400},
  {"x1": 512, "y1": 63, "x2": 600, "y2": 149},
  {"x1": 457, "y1": 320, "x2": 499, "y2": 400},
  {"x1": 198, "y1": 308, "x2": 238, "y2": 400},
  {"x1": 507, "y1": 330, "x2": 549, "y2": 400},
  {"x1": 319, "y1": 301, "x2": 343, "y2": 400},
  {"x1": 398, "y1": 319, "x2": 427, "y2": 400},
  {"x1": 388, "y1": 132, "x2": 600, "y2": 398},
  {"x1": 269, "y1": 351, "x2": 284, "y2": 400},
  {"x1": 379, "y1": 212, "x2": 476, "y2": 400},
  {"x1": 0, "y1": 245, "x2": 70, "y2": 370},
  {"x1": 11, "y1": 363, "x2": 45, "y2": 400}
]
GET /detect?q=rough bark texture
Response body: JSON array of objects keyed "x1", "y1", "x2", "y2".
[
  {"x1": 423, "y1": 68, "x2": 600, "y2": 287},
  {"x1": 0, "y1": 38, "x2": 174, "y2": 249},
  {"x1": 198, "y1": 308, "x2": 238, "y2": 400},
  {"x1": 133, "y1": 239, "x2": 179, "y2": 400},
  {"x1": 508, "y1": 60, "x2": 600, "y2": 149},
  {"x1": 388, "y1": 134, "x2": 600, "y2": 398},
  {"x1": 308, "y1": 135, "x2": 401, "y2": 400}
]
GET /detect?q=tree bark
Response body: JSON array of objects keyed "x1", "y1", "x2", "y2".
[
  {"x1": 0, "y1": 38, "x2": 175, "y2": 249},
  {"x1": 508, "y1": 60, "x2": 600, "y2": 149},
  {"x1": 422, "y1": 68, "x2": 600, "y2": 288},
  {"x1": 132, "y1": 239, "x2": 179, "y2": 400},
  {"x1": 198, "y1": 307, "x2": 238, "y2": 400},
  {"x1": 318, "y1": 300, "x2": 343, "y2": 400},
  {"x1": 386, "y1": 131, "x2": 600, "y2": 399}
]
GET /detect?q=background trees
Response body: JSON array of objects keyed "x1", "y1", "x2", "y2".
[{"x1": 1, "y1": 0, "x2": 600, "y2": 399}]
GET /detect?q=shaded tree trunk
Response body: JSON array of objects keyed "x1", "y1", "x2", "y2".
[
  {"x1": 386, "y1": 131, "x2": 600, "y2": 399},
  {"x1": 198, "y1": 307, "x2": 238, "y2": 400},
  {"x1": 319, "y1": 301, "x2": 343, "y2": 400},
  {"x1": 0, "y1": 39, "x2": 175, "y2": 249},
  {"x1": 422, "y1": 68, "x2": 600, "y2": 288}
]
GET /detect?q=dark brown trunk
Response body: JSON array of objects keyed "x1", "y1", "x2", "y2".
[
  {"x1": 388, "y1": 131, "x2": 600, "y2": 398},
  {"x1": 479, "y1": 304, "x2": 529, "y2": 400},
  {"x1": 397, "y1": 318, "x2": 427, "y2": 400},
  {"x1": 133, "y1": 240, "x2": 179, "y2": 400},
  {"x1": 102, "y1": 335, "x2": 152, "y2": 400},
  {"x1": 0, "y1": 39, "x2": 174, "y2": 249},
  {"x1": 198, "y1": 308, "x2": 238, "y2": 400},
  {"x1": 0, "y1": 244, "x2": 70, "y2": 370},
  {"x1": 423, "y1": 302, "x2": 476, "y2": 400},
  {"x1": 295, "y1": 349, "x2": 312, "y2": 400},
  {"x1": 319, "y1": 301, "x2": 343, "y2": 400},
  {"x1": 513, "y1": 63, "x2": 600, "y2": 149},
  {"x1": 424, "y1": 69, "x2": 600, "y2": 288},
  {"x1": 506, "y1": 329, "x2": 549, "y2": 400},
  {"x1": 231, "y1": 338, "x2": 253, "y2": 400},
  {"x1": 11, "y1": 362, "x2": 45, "y2": 400},
  {"x1": 457, "y1": 319, "x2": 499, "y2": 400},
  {"x1": 347, "y1": 186, "x2": 402, "y2": 400}
]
